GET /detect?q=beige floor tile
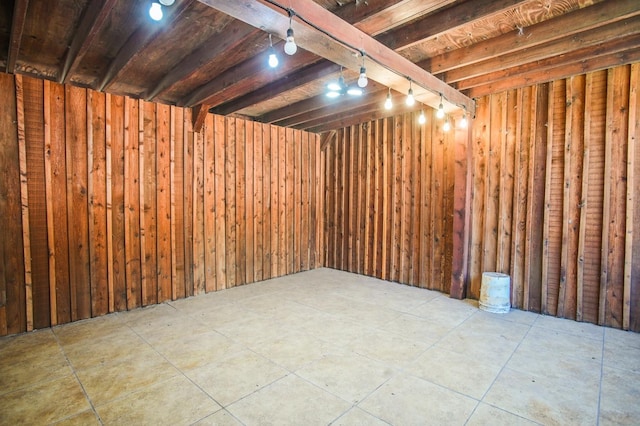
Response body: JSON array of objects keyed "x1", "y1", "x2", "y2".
[
  {"x1": 60, "y1": 327, "x2": 149, "y2": 371},
  {"x1": 227, "y1": 374, "x2": 351, "y2": 425},
  {"x1": 1, "y1": 374, "x2": 91, "y2": 425},
  {"x1": 213, "y1": 314, "x2": 298, "y2": 345},
  {"x1": 0, "y1": 331, "x2": 71, "y2": 395},
  {"x1": 599, "y1": 366, "x2": 640, "y2": 425},
  {"x1": 129, "y1": 311, "x2": 213, "y2": 346},
  {"x1": 405, "y1": 346, "x2": 503, "y2": 399},
  {"x1": 53, "y1": 314, "x2": 126, "y2": 346},
  {"x1": 533, "y1": 314, "x2": 604, "y2": 340},
  {"x1": 96, "y1": 375, "x2": 221, "y2": 426},
  {"x1": 192, "y1": 409, "x2": 244, "y2": 425},
  {"x1": 346, "y1": 329, "x2": 430, "y2": 368},
  {"x1": 435, "y1": 325, "x2": 523, "y2": 366},
  {"x1": 604, "y1": 329, "x2": 640, "y2": 373},
  {"x1": 466, "y1": 403, "x2": 538, "y2": 426},
  {"x1": 153, "y1": 330, "x2": 243, "y2": 371},
  {"x1": 519, "y1": 325, "x2": 603, "y2": 362},
  {"x1": 380, "y1": 313, "x2": 451, "y2": 342},
  {"x1": 300, "y1": 315, "x2": 375, "y2": 347},
  {"x1": 247, "y1": 329, "x2": 338, "y2": 371},
  {"x1": 76, "y1": 348, "x2": 180, "y2": 406},
  {"x1": 185, "y1": 349, "x2": 288, "y2": 406},
  {"x1": 359, "y1": 373, "x2": 478, "y2": 425},
  {"x1": 475, "y1": 307, "x2": 540, "y2": 326},
  {"x1": 331, "y1": 407, "x2": 389, "y2": 425},
  {"x1": 507, "y1": 343, "x2": 601, "y2": 391},
  {"x1": 296, "y1": 350, "x2": 395, "y2": 403},
  {"x1": 51, "y1": 410, "x2": 101, "y2": 426},
  {"x1": 483, "y1": 367, "x2": 598, "y2": 425},
  {"x1": 409, "y1": 295, "x2": 478, "y2": 328}
]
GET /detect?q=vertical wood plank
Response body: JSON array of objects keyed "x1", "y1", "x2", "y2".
[
  {"x1": 235, "y1": 119, "x2": 246, "y2": 285},
  {"x1": 270, "y1": 125, "x2": 279, "y2": 276},
  {"x1": 627, "y1": 63, "x2": 640, "y2": 331},
  {"x1": 124, "y1": 97, "x2": 141, "y2": 309},
  {"x1": 105, "y1": 93, "x2": 114, "y2": 312},
  {"x1": 87, "y1": 90, "x2": 108, "y2": 316},
  {"x1": 110, "y1": 95, "x2": 127, "y2": 311},
  {"x1": 0, "y1": 74, "x2": 26, "y2": 335},
  {"x1": 140, "y1": 101, "x2": 158, "y2": 306},
  {"x1": 192, "y1": 118, "x2": 205, "y2": 294},
  {"x1": 400, "y1": 114, "x2": 412, "y2": 284},
  {"x1": 278, "y1": 126, "x2": 287, "y2": 276},
  {"x1": 22, "y1": 76, "x2": 51, "y2": 328},
  {"x1": 183, "y1": 109, "x2": 194, "y2": 297},
  {"x1": 66, "y1": 85, "x2": 91, "y2": 320},
  {"x1": 171, "y1": 106, "x2": 186, "y2": 300},
  {"x1": 16, "y1": 76, "x2": 33, "y2": 332},
  {"x1": 254, "y1": 122, "x2": 264, "y2": 281},
  {"x1": 262, "y1": 124, "x2": 272, "y2": 278},
  {"x1": 225, "y1": 117, "x2": 237, "y2": 287},
  {"x1": 285, "y1": 127, "x2": 295, "y2": 275},
  {"x1": 43, "y1": 81, "x2": 57, "y2": 325},
  {"x1": 600, "y1": 66, "x2": 629, "y2": 328},
  {"x1": 204, "y1": 114, "x2": 216, "y2": 292},
  {"x1": 156, "y1": 104, "x2": 172, "y2": 302},
  {"x1": 214, "y1": 114, "x2": 227, "y2": 289},
  {"x1": 245, "y1": 121, "x2": 255, "y2": 282},
  {"x1": 301, "y1": 131, "x2": 310, "y2": 271}
]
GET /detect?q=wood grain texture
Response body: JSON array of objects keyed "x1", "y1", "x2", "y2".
[{"x1": 0, "y1": 75, "x2": 321, "y2": 336}]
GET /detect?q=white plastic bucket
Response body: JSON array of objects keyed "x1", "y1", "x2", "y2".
[{"x1": 479, "y1": 272, "x2": 511, "y2": 314}]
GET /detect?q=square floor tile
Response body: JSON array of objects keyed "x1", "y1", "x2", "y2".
[
  {"x1": 185, "y1": 349, "x2": 288, "y2": 406},
  {"x1": 466, "y1": 403, "x2": 538, "y2": 426},
  {"x1": 227, "y1": 374, "x2": 351, "y2": 425},
  {"x1": 599, "y1": 366, "x2": 640, "y2": 425},
  {"x1": 296, "y1": 350, "x2": 395, "y2": 403},
  {"x1": 359, "y1": 373, "x2": 478, "y2": 425},
  {"x1": 483, "y1": 367, "x2": 598, "y2": 425},
  {"x1": 1, "y1": 374, "x2": 90, "y2": 425},
  {"x1": 96, "y1": 375, "x2": 221, "y2": 425}
]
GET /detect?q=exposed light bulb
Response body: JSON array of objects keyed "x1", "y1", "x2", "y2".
[
  {"x1": 327, "y1": 91, "x2": 340, "y2": 98},
  {"x1": 327, "y1": 82, "x2": 341, "y2": 91},
  {"x1": 437, "y1": 103, "x2": 445, "y2": 119},
  {"x1": 159, "y1": 0, "x2": 174, "y2": 5},
  {"x1": 418, "y1": 111, "x2": 426, "y2": 124},
  {"x1": 284, "y1": 28, "x2": 297, "y2": 55},
  {"x1": 443, "y1": 119, "x2": 451, "y2": 132},
  {"x1": 268, "y1": 51, "x2": 279, "y2": 68},
  {"x1": 149, "y1": 2, "x2": 163, "y2": 21},
  {"x1": 460, "y1": 114, "x2": 468, "y2": 128},
  {"x1": 347, "y1": 87, "x2": 363, "y2": 96},
  {"x1": 357, "y1": 66, "x2": 368, "y2": 88},
  {"x1": 384, "y1": 90, "x2": 392, "y2": 110},
  {"x1": 406, "y1": 87, "x2": 415, "y2": 106}
]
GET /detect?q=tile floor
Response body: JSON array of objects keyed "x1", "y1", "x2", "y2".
[{"x1": 1, "y1": 268, "x2": 639, "y2": 425}]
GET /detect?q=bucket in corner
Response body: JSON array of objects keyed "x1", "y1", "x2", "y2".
[{"x1": 479, "y1": 272, "x2": 511, "y2": 314}]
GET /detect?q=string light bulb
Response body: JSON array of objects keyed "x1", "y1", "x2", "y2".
[
  {"x1": 406, "y1": 80, "x2": 415, "y2": 106},
  {"x1": 437, "y1": 94, "x2": 445, "y2": 119},
  {"x1": 460, "y1": 113, "x2": 468, "y2": 128},
  {"x1": 418, "y1": 110, "x2": 426, "y2": 124},
  {"x1": 159, "y1": 0, "x2": 174, "y2": 5},
  {"x1": 268, "y1": 34, "x2": 279, "y2": 68},
  {"x1": 443, "y1": 117, "x2": 451, "y2": 132},
  {"x1": 357, "y1": 53, "x2": 368, "y2": 88},
  {"x1": 149, "y1": 2, "x2": 163, "y2": 21},
  {"x1": 384, "y1": 88, "x2": 393, "y2": 110},
  {"x1": 284, "y1": 13, "x2": 297, "y2": 55}
]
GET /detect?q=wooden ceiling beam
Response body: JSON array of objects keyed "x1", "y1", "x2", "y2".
[
  {"x1": 195, "y1": 0, "x2": 474, "y2": 115},
  {"x1": 145, "y1": 19, "x2": 259, "y2": 101},
  {"x1": 210, "y1": 59, "x2": 340, "y2": 116},
  {"x1": 458, "y1": 33, "x2": 640, "y2": 92},
  {"x1": 468, "y1": 47, "x2": 640, "y2": 99},
  {"x1": 182, "y1": 48, "x2": 318, "y2": 107},
  {"x1": 188, "y1": 0, "x2": 409, "y2": 115},
  {"x1": 213, "y1": 0, "x2": 523, "y2": 116},
  {"x1": 441, "y1": 16, "x2": 640, "y2": 84},
  {"x1": 6, "y1": 0, "x2": 29, "y2": 74},
  {"x1": 376, "y1": 0, "x2": 527, "y2": 51},
  {"x1": 424, "y1": 0, "x2": 640, "y2": 75},
  {"x1": 59, "y1": 0, "x2": 118, "y2": 84},
  {"x1": 98, "y1": 0, "x2": 192, "y2": 92}
]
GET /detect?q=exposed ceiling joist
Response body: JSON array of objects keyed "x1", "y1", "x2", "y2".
[
  {"x1": 6, "y1": 0, "x2": 29, "y2": 74},
  {"x1": 196, "y1": 0, "x2": 475, "y2": 116}
]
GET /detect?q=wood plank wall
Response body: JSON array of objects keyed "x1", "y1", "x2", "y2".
[
  {"x1": 0, "y1": 73, "x2": 321, "y2": 336},
  {"x1": 322, "y1": 112, "x2": 458, "y2": 293},
  {"x1": 470, "y1": 64, "x2": 640, "y2": 331},
  {"x1": 322, "y1": 63, "x2": 640, "y2": 331}
]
